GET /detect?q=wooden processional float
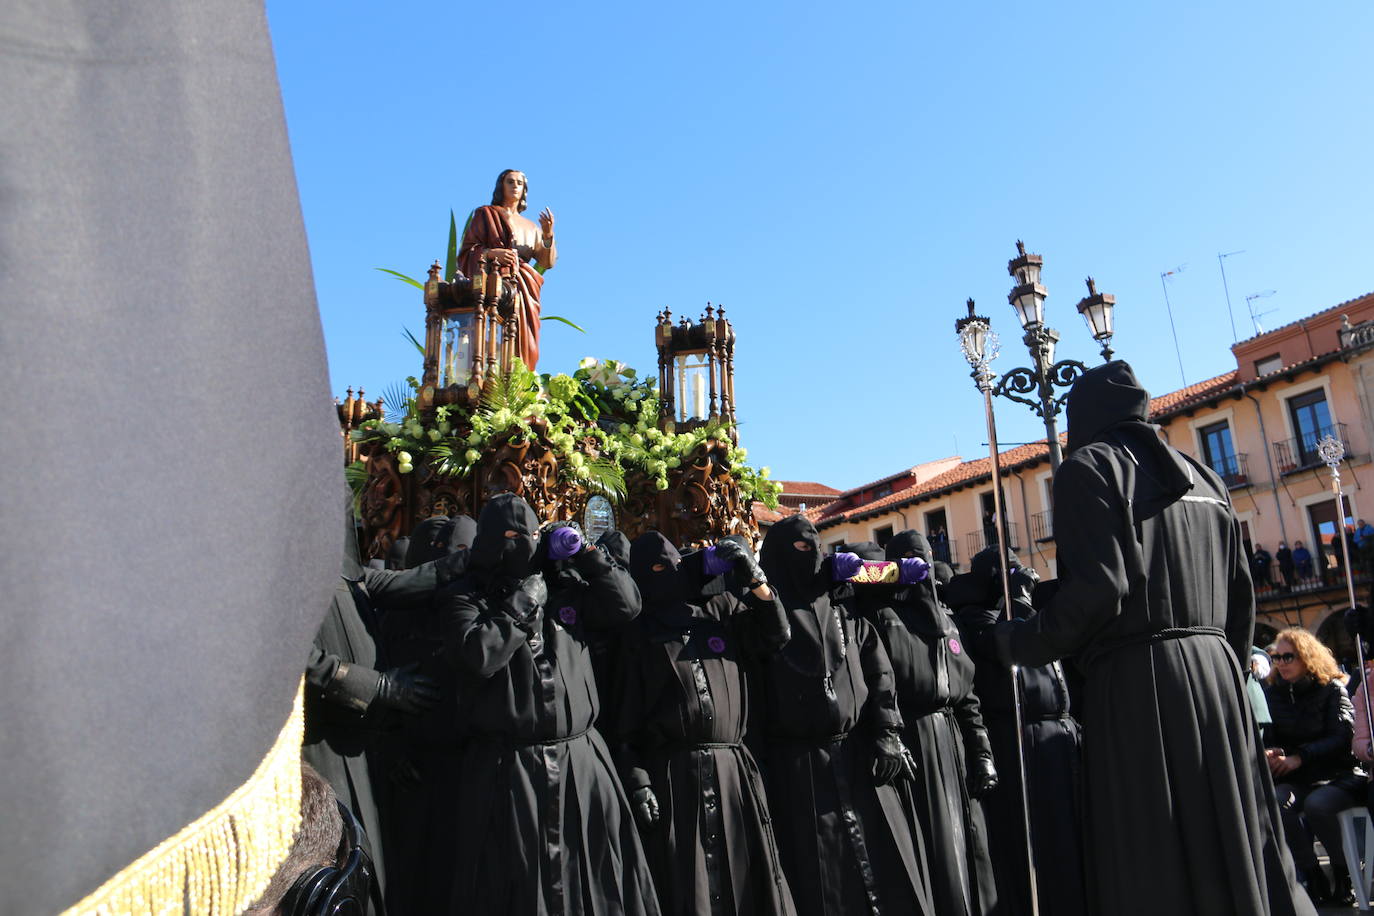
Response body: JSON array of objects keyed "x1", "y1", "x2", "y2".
[{"x1": 338, "y1": 255, "x2": 759, "y2": 564}]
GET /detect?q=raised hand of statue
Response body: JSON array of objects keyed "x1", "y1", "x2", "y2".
[{"x1": 539, "y1": 207, "x2": 555, "y2": 243}]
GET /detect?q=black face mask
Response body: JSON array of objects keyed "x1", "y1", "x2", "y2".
[
  {"x1": 404, "y1": 515, "x2": 453, "y2": 569},
  {"x1": 448, "y1": 515, "x2": 477, "y2": 551},
  {"x1": 630, "y1": 531, "x2": 686, "y2": 609},
  {"x1": 470, "y1": 494, "x2": 539, "y2": 583},
  {"x1": 760, "y1": 515, "x2": 824, "y2": 600}
]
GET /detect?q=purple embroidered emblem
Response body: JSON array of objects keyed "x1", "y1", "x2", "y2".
[
  {"x1": 707, "y1": 636, "x2": 727, "y2": 654},
  {"x1": 949, "y1": 637, "x2": 962, "y2": 655},
  {"x1": 558, "y1": 606, "x2": 577, "y2": 625}
]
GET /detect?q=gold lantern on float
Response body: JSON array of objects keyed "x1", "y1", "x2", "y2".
[
  {"x1": 655, "y1": 304, "x2": 737, "y2": 439},
  {"x1": 418, "y1": 257, "x2": 523, "y2": 409}
]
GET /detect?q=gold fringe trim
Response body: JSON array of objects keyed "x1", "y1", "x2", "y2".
[{"x1": 61, "y1": 680, "x2": 306, "y2": 916}]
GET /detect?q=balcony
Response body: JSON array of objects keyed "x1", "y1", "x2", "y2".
[
  {"x1": 928, "y1": 537, "x2": 959, "y2": 568},
  {"x1": 1208, "y1": 452, "x2": 1251, "y2": 490},
  {"x1": 965, "y1": 521, "x2": 1021, "y2": 558},
  {"x1": 1031, "y1": 510, "x2": 1054, "y2": 542},
  {"x1": 1273, "y1": 422, "x2": 1348, "y2": 476}
]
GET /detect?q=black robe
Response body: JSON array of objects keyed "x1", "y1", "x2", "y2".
[
  {"x1": 950, "y1": 571, "x2": 1086, "y2": 916},
  {"x1": 997, "y1": 361, "x2": 1314, "y2": 916},
  {"x1": 863, "y1": 532, "x2": 997, "y2": 916},
  {"x1": 442, "y1": 498, "x2": 659, "y2": 916},
  {"x1": 617, "y1": 534, "x2": 797, "y2": 916},
  {"x1": 755, "y1": 517, "x2": 934, "y2": 916},
  {"x1": 304, "y1": 524, "x2": 468, "y2": 903},
  {"x1": 375, "y1": 515, "x2": 477, "y2": 916}
]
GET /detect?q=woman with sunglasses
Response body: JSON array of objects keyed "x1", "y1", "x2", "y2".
[{"x1": 1265, "y1": 627, "x2": 1369, "y2": 906}]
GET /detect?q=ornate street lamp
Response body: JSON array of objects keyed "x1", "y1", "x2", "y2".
[{"x1": 988, "y1": 242, "x2": 1117, "y2": 474}]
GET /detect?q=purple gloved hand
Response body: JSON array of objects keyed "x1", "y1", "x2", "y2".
[
  {"x1": 547, "y1": 526, "x2": 584, "y2": 561},
  {"x1": 701, "y1": 546, "x2": 733, "y2": 577},
  {"x1": 898, "y1": 557, "x2": 930, "y2": 585},
  {"x1": 832, "y1": 552, "x2": 863, "y2": 581}
]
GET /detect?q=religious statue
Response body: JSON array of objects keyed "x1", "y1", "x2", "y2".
[{"x1": 458, "y1": 169, "x2": 556, "y2": 370}]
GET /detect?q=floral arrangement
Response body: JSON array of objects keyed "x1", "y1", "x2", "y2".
[{"x1": 348, "y1": 357, "x2": 782, "y2": 509}]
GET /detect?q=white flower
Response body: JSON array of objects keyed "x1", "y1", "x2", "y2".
[
  {"x1": 579, "y1": 357, "x2": 599, "y2": 369},
  {"x1": 398, "y1": 463, "x2": 414, "y2": 474},
  {"x1": 397, "y1": 451, "x2": 412, "y2": 464}
]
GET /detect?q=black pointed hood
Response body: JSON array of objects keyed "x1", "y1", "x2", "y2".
[
  {"x1": 404, "y1": 515, "x2": 452, "y2": 569},
  {"x1": 630, "y1": 531, "x2": 697, "y2": 626},
  {"x1": 597, "y1": 530, "x2": 632, "y2": 569},
  {"x1": 760, "y1": 515, "x2": 825, "y2": 601},
  {"x1": 470, "y1": 494, "x2": 539, "y2": 587},
  {"x1": 449, "y1": 514, "x2": 477, "y2": 550},
  {"x1": 1064, "y1": 360, "x2": 1194, "y2": 520},
  {"x1": 885, "y1": 530, "x2": 948, "y2": 635}
]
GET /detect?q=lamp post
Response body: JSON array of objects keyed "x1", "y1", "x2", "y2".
[{"x1": 991, "y1": 241, "x2": 1117, "y2": 475}]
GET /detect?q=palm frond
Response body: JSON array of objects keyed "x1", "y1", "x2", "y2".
[
  {"x1": 581, "y1": 458, "x2": 626, "y2": 503},
  {"x1": 375, "y1": 267, "x2": 425, "y2": 289},
  {"x1": 542, "y1": 315, "x2": 586, "y2": 333},
  {"x1": 445, "y1": 210, "x2": 459, "y2": 281},
  {"x1": 481, "y1": 363, "x2": 541, "y2": 416},
  {"x1": 381, "y1": 379, "x2": 415, "y2": 423},
  {"x1": 401, "y1": 326, "x2": 425, "y2": 356}
]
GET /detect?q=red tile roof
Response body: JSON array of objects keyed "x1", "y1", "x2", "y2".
[
  {"x1": 1231, "y1": 290, "x2": 1374, "y2": 348},
  {"x1": 1147, "y1": 370, "x2": 1240, "y2": 417},
  {"x1": 776, "y1": 480, "x2": 843, "y2": 497}
]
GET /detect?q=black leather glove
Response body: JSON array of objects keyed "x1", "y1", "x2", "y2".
[
  {"x1": 714, "y1": 538, "x2": 768, "y2": 588},
  {"x1": 1008, "y1": 565, "x2": 1039, "y2": 606},
  {"x1": 502, "y1": 574, "x2": 548, "y2": 631},
  {"x1": 375, "y1": 663, "x2": 441, "y2": 715},
  {"x1": 967, "y1": 752, "x2": 999, "y2": 798},
  {"x1": 630, "y1": 786, "x2": 660, "y2": 829},
  {"x1": 873, "y1": 731, "x2": 918, "y2": 785}
]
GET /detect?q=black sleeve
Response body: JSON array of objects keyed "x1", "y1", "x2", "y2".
[
  {"x1": 364, "y1": 548, "x2": 469, "y2": 611},
  {"x1": 305, "y1": 643, "x2": 381, "y2": 715},
  {"x1": 611, "y1": 628, "x2": 653, "y2": 793},
  {"x1": 570, "y1": 547, "x2": 642, "y2": 629},
  {"x1": 732, "y1": 589, "x2": 791, "y2": 655},
  {"x1": 1224, "y1": 512, "x2": 1258, "y2": 668},
  {"x1": 441, "y1": 589, "x2": 529, "y2": 679},
  {"x1": 856, "y1": 616, "x2": 904, "y2": 735},
  {"x1": 998, "y1": 457, "x2": 1128, "y2": 667},
  {"x1": 1297, "y1": 682, "x2": 1356, "y2": 764},
  {"x1": 954, "y1": 602, "x2": 1002, "y2": 666},
  {"x1": 953, "y1": 686, "x2": 993, "y2": 761}
]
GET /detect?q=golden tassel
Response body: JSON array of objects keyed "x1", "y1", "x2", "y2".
[{"x1": 61, "y1": 681, "x2": 305, "y2": 916}]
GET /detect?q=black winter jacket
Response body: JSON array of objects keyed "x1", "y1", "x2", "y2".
[{"x1": 1265, "y1": 674, "x2": 1366, "y2": 789}]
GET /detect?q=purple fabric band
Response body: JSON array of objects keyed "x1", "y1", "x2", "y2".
[
  {"x1": 831, "y1": 552, "x2": 862, "y2": 581},
  {"x1": 701, "y1": 546, "x2": 733, "y2": 577},
  {"x1": 548, "y1": 526, "x2": 583, "y2": 560}
]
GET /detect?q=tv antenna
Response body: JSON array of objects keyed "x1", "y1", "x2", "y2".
[
  {"x1": 1245, "y1": 290, "x2": 1277, "y2": 334},
  {"x1": 1217, "y1": 250, "x2": 1245, "y2": 342},
  {"x1": 1160, "y1": 265, "x2": 1188, "y2": 386}
]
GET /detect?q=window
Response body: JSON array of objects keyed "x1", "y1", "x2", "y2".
[
  {"x1": 828, "y1": 540, "x2": 846, "y2": 555},
  {"x1": 873, "y1": 485, "x2": 893, "y2": 499},
  {"x1": 873, "y1": 525, "x2": 894, "y2": 547},
  {"x1": 1255, "y1": 354, "x2": 1282, "y2": 377},
  {"x1": 924, "y1": 508, "x2": 951, "y2": 564},
  {"x1": 1198, "y1": 420, "x2": 1242, "y2": 486},
  {"x1": 1288, "y1": 389, "x2": 1333, "y2": 467}
]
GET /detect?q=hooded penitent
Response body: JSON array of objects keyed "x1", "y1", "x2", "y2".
[
  {"x1": 873, "y1": 531, "x2": 1000, "y2": 916},
  {"x1": 999, "y1": 361, "x2": 1316, "y2": 915},
  {"x1": 618, "y1": 532, "x2": 797, "y2": 915},
  {"x1": 469, "y1": 493, "x2": 540, "y2": 588},
  {"x1": 404, "y1": 515, "x2": 454, "y2": 569},
  {"x1": 441, "y1": 493, "x2": 658, "y2": 916},
  {"x1": 597, "y1": 529, "x2": 633, "y2": 570},
  {"x1": 755, "y1": 518, "x2": 934, "y2": 916},
  {"x1": 0, "y1": 3, "x2": 343, "y2": 912}
]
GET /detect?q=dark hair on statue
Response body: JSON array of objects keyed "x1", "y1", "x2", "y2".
[
  {"x1": 242, "y1": 763, "x2": 345, "y2": 914},
  {"x1": 490, "y1": 169, "x2": 529, "y2": 213}
]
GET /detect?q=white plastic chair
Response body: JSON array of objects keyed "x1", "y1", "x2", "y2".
[{"x1": 1337, "y1": 805, "x2": 1374, "y2": 911}]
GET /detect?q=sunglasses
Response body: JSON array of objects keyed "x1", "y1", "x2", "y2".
[{"x1": 1269, "y1": 652, "x2": 1298, "y2": 664}]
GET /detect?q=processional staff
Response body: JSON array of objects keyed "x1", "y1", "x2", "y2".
[
  {"x1": 1317, "y1": 434, "x2": 1374, "y2": 752},
  {"x1": 956, "y1": 299, "x2": 1041, "y2": 916}
]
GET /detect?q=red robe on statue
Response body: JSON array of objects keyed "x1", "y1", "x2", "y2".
[{"x1": 458, "y1": 205, "x2": 544, "y2": 370}]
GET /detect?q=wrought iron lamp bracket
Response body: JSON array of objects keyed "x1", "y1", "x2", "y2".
[{"x1": 992, "y1": 358, "x2": 1086, "y2": 418}]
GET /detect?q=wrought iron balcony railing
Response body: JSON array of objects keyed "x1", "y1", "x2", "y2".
[
  {"x1": 965, "y1": 521, "x2": 1021, "y2": 558},
  {"x1": 1208, "y1": 452, "x2": 1251, "y2": 489},
  {"x1": 1031, "y1": 510, "x2": 1053, "y2": 542},
  {"x1": 1274, "y1": 422, "x2": 1348, "y2": 476}
]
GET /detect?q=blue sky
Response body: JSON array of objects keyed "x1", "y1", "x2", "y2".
[{"x1": 267, "y1": 0, "x2": 1374, "y2": 491}]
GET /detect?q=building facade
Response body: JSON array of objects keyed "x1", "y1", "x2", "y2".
[{"x1": 780, "y1": 290, "x2": 1374, "y2": 657}]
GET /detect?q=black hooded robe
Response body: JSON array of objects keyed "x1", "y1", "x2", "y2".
[
  {"x1": 304, "y1": 508, "x2": 470, "y2": 905},
  {"x1": 949, "y1": 560, "x2": 1086, "y2": 916},
  {"x1": 997, "y1": 361, "x2": 1315, "y2": 916},
  {"x1": 374, "y1": 514, "x2": 477, "y2": 916},
  {"x1": 860, "y1": 532, "x2": 998, "y2": 916},
  {"x1": 442, "y1": 495, "x2": 660, "y2": 916},
  {"x1": 616, "y1": 533, "x2": 798, "y2": 916},
  {"x1": 754, "y1": 517, "x2": 934, "y2": 916}
]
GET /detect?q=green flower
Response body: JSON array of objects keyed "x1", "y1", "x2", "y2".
[
  {"x1": 467, "y1": 432, "x2": 482, "y2": 446},
  {"x1": 428, "y1": 429, "x2": 442, "y2": 442},
  {"x1": 465, "y1": 449, "x2": 481, "y2": 464},
  {"x1": 655, "y1": 478, "x2": 669, "y2": 491},
  {"x1": 398, "y1": 462, "x2": 414, "y2": 474}
]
